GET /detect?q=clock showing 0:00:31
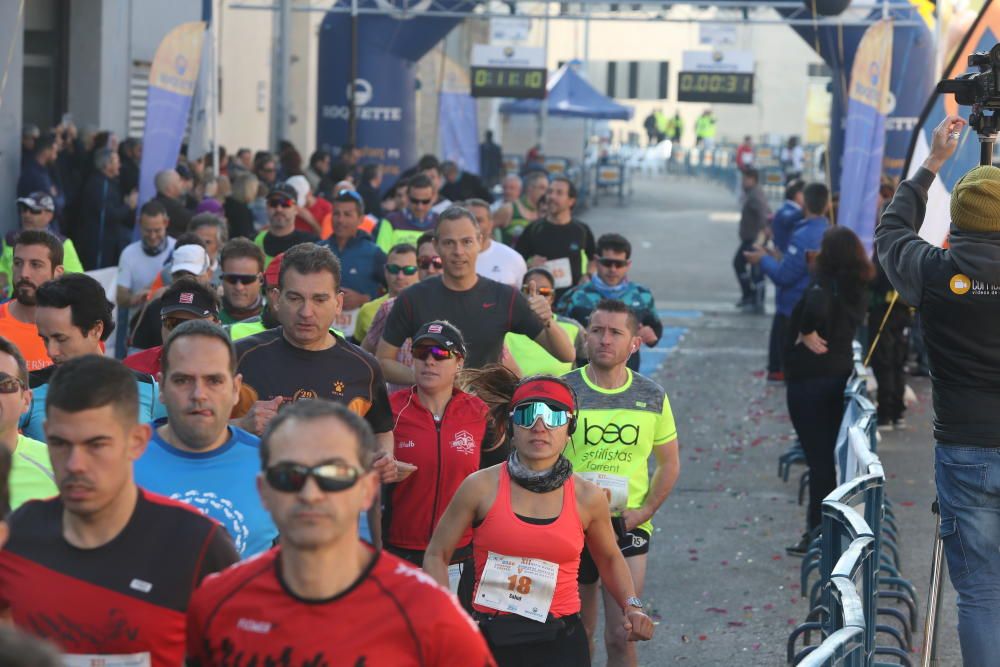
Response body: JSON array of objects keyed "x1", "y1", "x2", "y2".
[{"x1": 676, "y1": 72, "x2": 754, "y2": 104}]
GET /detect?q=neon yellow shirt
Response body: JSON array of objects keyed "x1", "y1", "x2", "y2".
[
  {"x1": 562, "y1": 366, "x2": 677, "y2": 534},
  {"x1": 9, "y1": 434, "x2": 58, "y2": 510},
  {"x1": 355, "y1": 294, "x2": 388, "y2": 343},
  {"x1": 504, "y1": 316, "x2": 583, "y2": 377}
]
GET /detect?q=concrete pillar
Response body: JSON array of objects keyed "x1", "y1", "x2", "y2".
[
  {"x1": 0, "y1": 2, "x2": 24, "y2": 234},
  {"x1": 67, "y1": 0, "x2": 130, "y2": 137}
]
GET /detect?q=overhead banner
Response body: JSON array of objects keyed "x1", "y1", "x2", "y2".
[
  {"x1": 839, "y1": 19, "x2": 893, "y2": 252},
  {"x1": 903, "y1": 0, "x2": 1000, "y2": 246},
  {"x1": 136, "y1": 21, "x2": 206, "y2": 237}
]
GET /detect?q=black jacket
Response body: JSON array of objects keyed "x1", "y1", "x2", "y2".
[
  {"x1": 223, "y1": 197, "x2": 256, "y2": 240},
  {"x1": 875, "y1": 167, "x2": 1000, "y2": 446},
  {"x1": 784, "y1": 275, "x2": 866, "y2": 382},
  {"x1": 155, "y1": 193, "x2": 193, "y2": 239},
  {"x1": 73, "y1": 173, "x2": 132, "y2": 270}
]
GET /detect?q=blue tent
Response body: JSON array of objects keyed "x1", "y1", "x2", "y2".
[{"x1": 500, "y1": 64, "x2": 633, "y2": 121}]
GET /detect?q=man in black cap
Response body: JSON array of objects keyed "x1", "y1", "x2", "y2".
[
  {"x1": 253, "y1": 182, "x2": 319, "y2": 266},
  {"x1": 2, "y1": 193, "x2": 83, "y2": 295}
]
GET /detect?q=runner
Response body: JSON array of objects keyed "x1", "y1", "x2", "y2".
[
  {"x1": 505, "y1": 268, "x2": 587, "y2": 377},
  {"x1": 186, "y1": 400, "x2": 496, "y2": 667},
  {"x1": 0, "y1": 355, "x2": 239, "y2": 665},
  {"x1": 385, "y1": 321, "x2": 486, "y2": 599},
  {"x1": 424, "y1": 374, "x2": 655, "y2": 666},
  {"x1": 0, "y1": 230, "x2": 65, "y2": 371},
  {"x1": 562, "y1": 298, "x2": 680, "y2": 667},
  {"x1": 494, "y1": 171, "x2": 548, "y2": 245}
]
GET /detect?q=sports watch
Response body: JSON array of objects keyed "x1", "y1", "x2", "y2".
[{"x1": 625, "y1": 596, "x2": 644, "y2": 610}]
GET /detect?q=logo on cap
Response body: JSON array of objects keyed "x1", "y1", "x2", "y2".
[
  {"x1": 428, "y1": 324, "x2": 443, "y2": 334},
  {"x1": 179, "y1": 293, "x2": 194, "y2": 304}
]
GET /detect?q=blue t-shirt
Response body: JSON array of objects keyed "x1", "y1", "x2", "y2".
[
  {"x1": 23, "y1": 366, "x2": 163, "y2": 442},
  {"x1": 134, "y1": 421, "x2": 278, "y2": 557}
]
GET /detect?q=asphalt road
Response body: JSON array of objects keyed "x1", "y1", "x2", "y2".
[{"x1": 580, "y1": 172, "x2": 960, "y2": 666}]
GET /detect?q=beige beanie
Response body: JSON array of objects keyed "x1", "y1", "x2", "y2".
[{"x1": 951, "y1": 165, "x2": 1000, "y2": 233}]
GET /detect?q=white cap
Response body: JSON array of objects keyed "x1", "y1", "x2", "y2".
[
  {"x1": 170, "y1": 244, "x2": 211, "y2": 277},
  {"x1": 285, "y1": 175, "x2": 310, "y2": 207}
]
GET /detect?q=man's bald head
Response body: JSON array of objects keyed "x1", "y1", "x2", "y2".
[{"x1": 155, "y1": 170, "x2": 182, "y2": 198}]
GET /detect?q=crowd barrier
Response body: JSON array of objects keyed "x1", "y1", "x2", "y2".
[{"x1": 783, "y1": 344, "x2": 919, "y2": 666}]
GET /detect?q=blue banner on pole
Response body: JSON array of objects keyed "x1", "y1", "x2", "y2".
[{"x1": 439, "y1": 92, "x2": 479, "y2": 175}]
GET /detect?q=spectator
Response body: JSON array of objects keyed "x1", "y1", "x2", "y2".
[
  {"x1": 253, "y1": 182, "x2": 319, "y2": 266},
  {"x1": 115, "y1": 201, "x2": 176, "y2": 313},
  {"x1": 306, "y1": 150, "x2": 331, "y2": 191},
  {"x1": 0, "y1": 231, "x2": 65, "y2": 371},
  {"x1": 494, "y1": 170, "x2": 548, "y2": 245},
  {"x1": 355, "y1": 243, "x2": 418, "y2": 345},
  {"x1": 643, "y1": 111, "x2": 659, "y2": 146},
  {"x1": 219, "y1": 238, "x2": 266, "y2": 325},
  {"x1": 735, "y1": 136, "x2": 755, "y2": 172},
  {"x1": 20, "y1": 124, "x2": 39, "y2": 160},
  {"x1": 17, "y1": 133, "x2": 63, "y2": 216},
  {"x1": 781, "y1": 136, "x2": 805, "y2": 180},
  {"x1": 1, "y1": 193, "x2": 83, "y2": 295},
  {"x1": 733, "y1": 168, "x2": 770, "y2": 313},
  {"x1": 491, "y1": 173, "x2": 521, "y2": 214},
  {"x1": 668, "y1": 110, "x2": 683, "y2": 143},
  {"x1": 322, "y1": 190, "x2": 386, "y2": 313},
  {"x1": 468, "y1": 197, "x2": 526, "y2": 288},
  {"x1": 744, "y1": 182, "x2": 828, "y2": 383},
  {"x1": 784, "y1": 227, "x2": 874, "y2": 555},
  {"x1": 772, "y1": 179, "x2": 806, "y2": 255},
  {"x1": 556, "y1": 233, "x2": 661, "y2": 371},
  {"x1": 225, "y1": 172, "x2": 259, "y2": 240},
  {"x1": 373, "y1": 174, "x2": 438, "y2": 253},
  {"x1": 441, "y1": 160, "x2": 492, "y2": 203},
  {"x1": 506, "y1": 267, "x2": 587, "y2": 377},
  {"x1": 73, "y1": 148, "x2": 135, "y2": 270},
  {"x1": 358, "y1": 163, "x2": 384, "y2": 220},
  {"x1": 152, "y1": 169, "x2": 193, "y2": 238},
  {"x1": 516, "y1": 176, "x2": 597, "y2": 299},
  {"x1": 480, "y1": 130, "x2": 504, "y2": 189},
  {"x1": 118, "y1": 138, "x2": 142, "y2": 196},
  {"x1": 695, "y1": 108, "x2": 717, "y2": 148}
]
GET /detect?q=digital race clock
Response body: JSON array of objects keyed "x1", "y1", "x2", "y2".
[
  {"x1": 471, "y1": 67, "x2": 547, "y2": 99},
  {"x1": 676, "y1": 71, "x2": 754, "y2": 104}
]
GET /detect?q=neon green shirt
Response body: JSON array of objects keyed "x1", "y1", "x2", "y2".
[
  {"x1": 504, "y1": 316, "x2": 583, "y2": 377},
  {"x1": 355, "y1": 294, "x2": 388, "y2": 343},
  {"x1": 9, "y1": 434, "x2": 58, "y2": 510},
  {"x1": 562, "y1": 366, "x2": 677, "y2": 534}
]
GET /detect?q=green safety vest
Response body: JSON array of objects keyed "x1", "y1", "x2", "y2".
[
  {"x1": 504, "y1": 316, "x2": 580, "y2": 377},
  {"x1": 695, "y1": 115, "x2": 717, "y2": 139},
  {"x1": 374, "y1": 221, "x2": 424, "y2": 255}
]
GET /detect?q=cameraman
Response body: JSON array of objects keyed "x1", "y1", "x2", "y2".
[{"x1": 875, "y1": 114, "x2": 1000, "y2": 666}]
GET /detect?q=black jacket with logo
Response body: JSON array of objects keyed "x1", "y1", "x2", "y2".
[{"x1": 876, "y1": 167, "x2": 1000, "y2": 446}]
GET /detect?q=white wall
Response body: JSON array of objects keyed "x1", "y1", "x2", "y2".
[{"x1": 217, "y1": 4, "x2": 274, "y2": 153}]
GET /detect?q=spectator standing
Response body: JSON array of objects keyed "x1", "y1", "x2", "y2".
[
  {"x1": 153, "y1": 169, "x2": 194, "y2": 239},
  {"x1": 780, "y1": 136, "x2": 805, "y2": 180},
  {"x1": 74, "y1": 148, "x2": 136, "y2": 270},
  {"x1": 469, "y1": 198, "x2": 527, "y2": 288},
  {"x1": 695, "y1": 109, "x2": 717, "y2": 148},
  {"x1": 772, "y1": 179, "x2": 806, "y2": 255},
  {"x1": 668, "y1": 111, "x2": 683, "y2": 143},
  {"x1": 735, "y1": 136, "x2": 755, "y2": 172},
  {"x1": 17, "y1": 133, "x2": 63, "y2": 216},
  {"x1": 0, "y1": 232, "x2": 65, "y2": 371},
  {"x1": 480, "y1": 130, "x2": 504, "y2": 189},
  {"x1": 733, "y1": 168, "x2": 770, "y2": 313},
  {"x1": 643, "y1": 111, "x2": 659, "y2": 145},
  {"x1": 225, "y1": 172, "x2": 259, "y2": 240},
  {"x1": 868, "y1": 254, "x2": 911, "y2": 430},
  {"x1": 118, "y1": 138, "x2": 142, "y2": 196},
  {"x1": 219, "y1": 238, "x2": 266, "y2": 325},
  {"x1": 441, "y1": 161, "x2": 492, "y2": 203}
]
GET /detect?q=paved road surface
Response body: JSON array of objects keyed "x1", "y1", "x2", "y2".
[{"x1": 580, "y1": 173, "x2": 960, "y2": 665}]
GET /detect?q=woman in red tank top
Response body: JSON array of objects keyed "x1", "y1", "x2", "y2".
[{"x1": 425, "y1": 372, "x2": 654, "y2": 667}]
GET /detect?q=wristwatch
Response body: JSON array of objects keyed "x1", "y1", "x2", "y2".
[{"x1": 625, "y1": 596, "x2": 644, "y2": 610}]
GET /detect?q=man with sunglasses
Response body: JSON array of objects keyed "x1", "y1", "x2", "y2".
[
  {"x1": 0, "y1": 355, "x2": 239, "y2": 665},
  {"x1": 219, "y1": 238, "x2": 266, "y2": 325},
  {"x1": 467, "y1": 198, "x2": 526, "y2": 288},
  {"x1": 556, "y1": 233, "x2": 662, "y2": 372},
  {"x1": 0, "y1": 192, "x2": 82, "y2": 296},
  {"x1": 322, "y1": 189, "x2": 386, "y2": 323},
  {"x1": 134, "y1": 321, "x2": 278, "y2": 558},
  {"x1": 0, "y1": 231, "x2": 65, "y2": 372},
  {"x1": 355, "y1": 243, "x2": 419, "y2": 345},
  {"x1": 417, "y1": 231, "x2": 444, "y2": 280},
  {"x1": 186, "y1": 399, "x2": 496, "y2": 667},
  {"x1": 562, "y1": 299, "x2": 679, "y2": 667},
  {"x1": 374, "y1": 173, "x2": 439, "y2": 254},
  {"x1": 253, "y1": 182, "x2": 319, "y2": 266}
]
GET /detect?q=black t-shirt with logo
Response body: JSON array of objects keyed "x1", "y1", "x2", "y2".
[
  {"x1": 515, "y1": 218, "x2": 596, "y2": 297},
  {"x1": 235, "y1": 327, "x2": 393, "y2": 433},
  {"x1": 382, "y1": 276, "x2": 544, "y2": 368}
]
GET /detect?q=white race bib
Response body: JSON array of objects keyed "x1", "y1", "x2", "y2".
[
  {"x1": 333, "y1": 307, "x2": 360, "y2": 337},
  {"x1": 542, "y1": 257, "x2": 573, "y2": 289},
  {"x1": 475, "y1": 551, "x2": 559, "y2": 622},
  {"x1": 448, "y1": 563, "x2": 463, "y2": 595},
  {"x1": 64, "y1": 653, "x2": 152, "y2": 667},
  {"x1": 579, "y1": 472, "x2": 629, "y2": 513}
]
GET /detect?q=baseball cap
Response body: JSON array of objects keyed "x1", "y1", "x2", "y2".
[
  {"x1": 412, "y1": 320, "x2": 466, "y2": 357},
  {"x1": 161, "y1": 286, "x2": 218, "y2": 318},
  {"x1": 268, "y1": 182, "x2": 299, "y2": 204},
  {"x1": 511, "y1": 377, "x2": 576, "y2": 412},
  {"x1": 16, "y1": 192, "x2": 55, "y2": 213},
  {"x1": 263, "y1": 253, "x2": 284, "y2": 287},
  {"x1": 170, "y1": 244, "x2": 211, "y2": 277}
]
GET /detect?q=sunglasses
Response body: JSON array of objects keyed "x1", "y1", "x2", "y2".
[
  {"x1": 511, "y1": 401, "x2": 571, "y2": 430},
  {"x1": 386, "y1": 264, "x2": 418, "y2": 276},
  {"x1": 411, "y1": 344, "x2": 459, "y2": 361},
  {"x1": 336, "y1": 189, "x2": 363, "y2": 204},
  {"x1": 17, "y1": 204, "x2": 43, "y2": 214},
  {"x1": 267, "y1": 197, "x2": 294, "y2": 209},
  {"x1": 410, "y1": 198, "x2": 433, "y2": 206},
  {"x1": 162, "y1": 315, "x2": 195, "y2": 332},
  {"x1": 418, "y1": 256, "x2": 443, "y2": 270},
  {"x1": 0, "y1": 373, "x2": 24, "y2": 394},
  {"x1": 597, "y1": 257, "x2": 629, "y2": 269},
  {"x1": 265, "y1": 461, "x2": 363, "y2": 493},
  {"x1": 523, "y1": 285, "x2": 554, "y2": 297},
  {"x1": 222, "y1": 273, "x2": 261, "y2": 285}
]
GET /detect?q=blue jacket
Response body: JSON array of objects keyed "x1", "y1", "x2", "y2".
[
  {"x1": 760, "y1": 216, "x2": 828, "y2": 316},
  {"x1": 771, "y1": 200, "x2": 804, "y2": 254},
  {"x1": 322, "y1": 231, "x2": 387, "y2": 299}
]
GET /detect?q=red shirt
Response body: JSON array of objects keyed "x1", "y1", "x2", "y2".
[
  {"x1": 186, "y1": 545, "x2": 496, "y2": 667},
  {"x1": 387, "y1": 388, "x2": 487, "y2": 552},
  {"x1": 124, "y1": 345, "x2": 162, "y2": 376}
]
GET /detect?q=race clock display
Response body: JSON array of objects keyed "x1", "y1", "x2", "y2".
[
  {"x1": 677, "y1": 71, "x2": 754, "y2": 104},
  {"x1": 471, "y1": 67, "x2": 547, "y2": 99}
]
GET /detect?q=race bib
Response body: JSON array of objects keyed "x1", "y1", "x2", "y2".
[
  {"x1": 542, "y1": 257, "x2": 573, "y2": 289},
  {"x1": 475, "y1": 551, "x2": 559, "y2": 622},
  {"x1": 64, "y1": 653, "x2": 152, "y2": 667},
  {"x1": 579, "y1": 472, "x2": 629, "y2": 513},
  {"x1": 448, "y1": 563, "x2": 462, "y2": 595},
  {"x1": 333, "y1": 307, "x2": 360, "y2": 337}
]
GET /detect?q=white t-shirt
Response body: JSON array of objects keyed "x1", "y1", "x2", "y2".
[
  {"x1": 116, "y1": 238, "x2": 177, "y2": 293},
  {"x1": 476, "y1": 240, "x2": 527, "y2": 288}
]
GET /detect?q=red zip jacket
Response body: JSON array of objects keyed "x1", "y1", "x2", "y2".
[{"x1": 387, "y1": 387, "x2": 487, "y2": 552}]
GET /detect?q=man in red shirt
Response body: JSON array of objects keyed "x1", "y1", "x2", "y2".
[{"x1": 186, "y1": 400, "x2": 496, "y2": 666}]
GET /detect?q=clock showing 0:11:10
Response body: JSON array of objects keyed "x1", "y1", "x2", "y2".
[
  {"x1": 471, "y1": 67, "x2": 548, "y2": 99},
  {"x1": 676, "y1": 72, "x2": 754, "y2": 104}
]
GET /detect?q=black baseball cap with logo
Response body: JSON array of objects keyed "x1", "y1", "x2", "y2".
[
  {"x1": 412, "y1": 320, "x2": 466, "y2": 357},
  {"x1": 267, "y1": 182, "x2": 299, "y2": 205},
  {"x1": 161, "y1": 286, "x2": 219, "y2": 319}
]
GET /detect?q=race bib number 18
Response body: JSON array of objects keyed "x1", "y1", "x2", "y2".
[{"x1": 475, "y1": 551, "x2": 559, "y2": 622}]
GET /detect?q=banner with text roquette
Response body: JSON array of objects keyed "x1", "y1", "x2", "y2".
[
  {"x1": 135, "y1": 22, "x2": 206, "y2": 239},
  {"x1": 838, "y1": 19, "x2": 893, "y2": 253}
]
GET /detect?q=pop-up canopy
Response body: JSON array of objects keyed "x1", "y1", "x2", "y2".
[{"x1": 500, "y1": 63, "x2": 634, "y2": 121}]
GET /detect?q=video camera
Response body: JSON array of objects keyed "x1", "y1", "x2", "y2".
[{"x1": 938, "y1": 44, "x2": 1000, "y2": 137}]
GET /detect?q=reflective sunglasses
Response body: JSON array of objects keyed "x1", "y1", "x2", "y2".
[
  {"x1": 411, "y1": 344, "x2": 459, "y2": 361},
  {"x1": 221, "y1": 273, "x2": 261, "y2": 285},
  {"x1": 597, "y1": 257, "x2": 629, "y2": 269},
  {"x1": 511, "y1": 401, "x2": 571, "y2": 430},
  {"x1": 386, "y1": 264, "x2": 419, "y2": 276},
  {"x1": 267, "y1": 196, "x2": 294, "y2": 209},
  {"x1": 0, "y1": 373, "x2": 24, "y2": 394},
  {"x1": 17, "y1": 204, "x2": 43, "y2": 214},
  {"x1": 418, "y1": 256, "x2": 443, "y2": 270},
  {"x1": 410, "y1": 197, "x2": 433, "y2": 206},
  {"x1": 336, "y1": 189, "x2": 364, "y2": 204},
  {"x1": 265, "y1": 461, "x2": 363, "y2": 493},
  {"x1": 523, "y1": 285, "x2": 554, "y2": 297}
]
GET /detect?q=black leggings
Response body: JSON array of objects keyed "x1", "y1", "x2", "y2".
[
  {"x1": 485, "y1": 615, "x2": 590, "y2": 667},
  {"x1": 786, "y1": 375, "x2": 849, "y2": 530}
]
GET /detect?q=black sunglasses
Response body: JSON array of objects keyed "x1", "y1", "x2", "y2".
[
  {"x1": 597, "y1": 257, "x2": 629, "y2": 269},
  {"x1": 410, "y1": 197, "x2": 433, "y2": 206},
  {"x1": 386, "y1": 264, "x2": 418, "y2": 276},
  {"x1": 267, "y1": 197, "x2": 294, "y2": 209},
  {"x1": 0, "y1": 373, "x2": 24, "y2": 394},
  {"x1": 418, "y1": 256, "x2": 443, "y2": 270},
  {"x1": 265, "y1": 461, "x2": 363, "y2": 493},
  {"x1": 222, "y1": 273, "x2": 261, "y2": 285}
]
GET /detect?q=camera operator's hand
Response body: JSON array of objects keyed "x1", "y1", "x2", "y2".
[{"x1": 924, "y1": 115, "x2": 967, "y2": 174}]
